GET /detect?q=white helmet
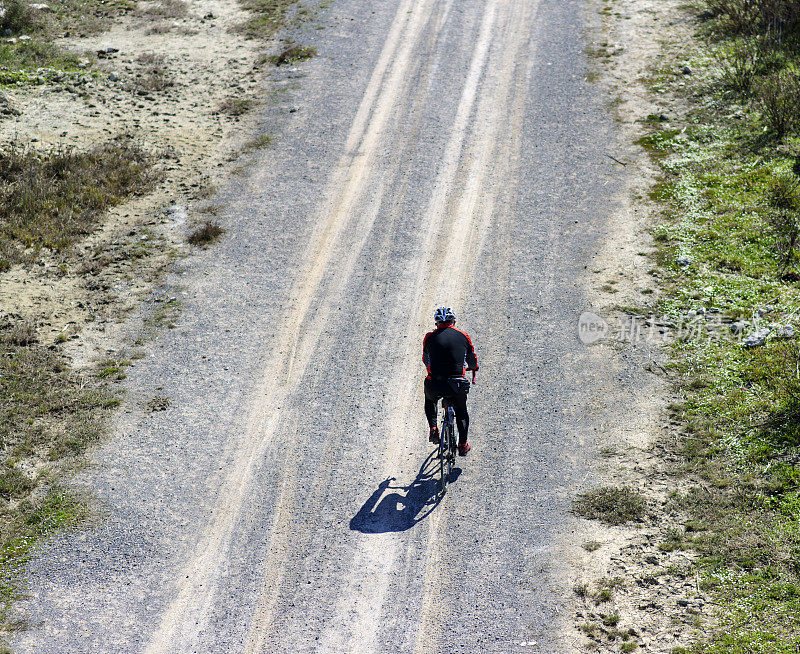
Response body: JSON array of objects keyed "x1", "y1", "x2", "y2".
[{"x1": 434, "y1": 306, "x2": 456, "y2": 324}]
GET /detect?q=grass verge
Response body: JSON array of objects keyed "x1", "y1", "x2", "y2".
[
  {"x1": 0, "y1": 319, "x2": 121, "y2": 634},
  {"x1": 236, "y1": 0, "x2": 296, "y2": 39},
  {"x1": 0, "y1": 137, "x2": 156, "y2": 272},
  {"x1": 635, "y1": 0, "x2": 800, "y2": 650}
]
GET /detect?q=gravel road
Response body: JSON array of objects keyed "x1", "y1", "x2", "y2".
[{"x1": 13, "y1": 0, "x2": 630, "y2": 651}]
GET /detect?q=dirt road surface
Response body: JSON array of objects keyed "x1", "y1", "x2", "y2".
[{"x1": 13, "y1": 0, "x2": 637, "y2": 651}]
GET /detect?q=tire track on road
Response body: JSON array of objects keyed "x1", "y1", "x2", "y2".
[
  {"x1": 144, "y1": 1, "x2": 443, "y2": 650},
  {"x1": 314, "y1": 0, "x2": 536, "y2": 651}
]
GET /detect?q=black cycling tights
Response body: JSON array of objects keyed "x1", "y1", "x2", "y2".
[{"x1": 424, "y1": 378, "x2": 470, "y2": 445}]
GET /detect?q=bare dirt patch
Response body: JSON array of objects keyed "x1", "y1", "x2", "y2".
[{"x1": 0, "y1": 0, "x2": 302, "y2": 359}]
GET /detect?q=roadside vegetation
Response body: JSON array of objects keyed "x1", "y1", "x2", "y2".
[
  {"x1": 573, "y1": 486, "x2": 647, "y2": 525},
  {"x1": 636, "y1": 0, "x2": 800, "y2": 650},
  {"x1": 187, "y1": 220, "x2": 225, "y2": 246},
  {"x1": 0, "y1": 137, "x2": 156, "y2": 271},
  {"x1": 0, "y1": 0, "x2": 136, "y2": 84},
  {"x1": 0, "y1": 0, "x2": 308, "y2": 642},
  {"x1": 0, "y1": 317, "x2": 121, "y2": 630},
  {"x1": 237, "y1": 0, "x2": 297, "y2": 38}
]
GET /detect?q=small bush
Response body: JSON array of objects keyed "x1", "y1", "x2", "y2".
[
  {"x1": 755, "y1": 68, "x2": 800, "y2": 137},
  {"x1": 707, "y1": 0, "x2": 755, "y2": 33},
  {"x1": 0, "y1": 0, "x2": 37, "y2": 35},
  {"x1": 714, "y1": 39, "x2": 762, "y2": 92},
  {"x1": 134, "y1": 52, "x2": 172, "y2": 91},
  {"x1": 767, "y1": 175, "x2": 800, "y2": 270},
  {"x1": 573, "y1": 486, "x2": 647, "y2": 525},
  {"x1": 187, "y1": 220, "x2": 225, "y2": 246},
  {"x1": 216, "y1": 97, "x2": 252, "y2": 116},
  {"x1": 708, "y1": 0, "x2": 800, "y2": 37}
]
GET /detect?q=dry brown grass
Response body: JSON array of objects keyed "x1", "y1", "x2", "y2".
[
  {"x1": 573, "y1": 486, "x2": 647, "y2": 525},
  {"x1": 0, "y1": 137, "x2": 156, "y2": 271},
  {"x1": 215, "y1": 97, "x2": 252, "y2": 116},
  {"x1": 187, "y1": 220, "x2": 225, "y2": 246},
  {"x1": 134, "y1": 52, "x2": 173, "y2": 92},
  {"x1": 141, "y1": 0, "x2": 189, "y2": 18}
]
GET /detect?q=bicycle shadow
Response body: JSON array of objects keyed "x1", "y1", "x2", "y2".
[{"x1": 349, "y1": 451, "x2": 461, "y2": 533}]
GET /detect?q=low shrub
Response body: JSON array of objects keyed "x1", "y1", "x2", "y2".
[
  {"x1": 714, "y1": 39, "x2": 762, "y2": 93},
  {"x1": 0, "y1": 0, "x2": 37, "y2": 35},
  {"x1": 755, "y1": 68, "x2": 800, "y2": 136},
  {"x1": 187, "y1": 220, "x2": 225, "y2": 246},
  {"x1": 0, "y1": 137, "x2": 155, "y2": 270}
]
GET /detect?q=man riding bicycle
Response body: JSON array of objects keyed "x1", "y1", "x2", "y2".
[{"x1": 423, "y1": 306, "x2": 478, "y2": 456}]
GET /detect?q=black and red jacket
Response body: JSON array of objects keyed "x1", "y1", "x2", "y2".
[{"x1": 422, "y1": 323, "x2": 479, "y2": 380}]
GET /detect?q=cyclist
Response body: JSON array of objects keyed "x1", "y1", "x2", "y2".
[{"x1": 422, "y1": 306, "x2": 478, "y2": 456}]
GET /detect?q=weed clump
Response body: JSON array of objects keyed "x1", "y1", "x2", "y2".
[
  {"x1": 237, "y1": 0, "x2": 295, "y2": 38},
  {"x1": 187, "y1": 220, "x2": 225, "y2": 246},
  {"x1": 216, "y1": 97, "x2": 252, "y2": 116},
  {"x1": 146, "y1": 395, "x2": 171, "y2": 412},
  {"x1": 573, "y1": 486, "x2": 646, "y2": 525},
  {"x1": 134, "y1": 52, "x2": 172, "y2": 91},
  {"x1": 271, "y1": 44, "x2": 316, "y2": 66},
  {"x1": 0, "y1": 0, "x2": 37, "y2": 35}
]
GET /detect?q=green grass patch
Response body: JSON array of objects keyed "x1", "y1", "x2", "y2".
[
  {"x1": 0, "y1": 41, "x2": 82, "y2": 84},
  {"x1": 236, "y1": 0, "x2": 296, "y2": 39},
  {"x1": 0, "y1": 0, "x2": 135, "y2": 85},
  {"x1": 268, "y1": 44, "x2": 317, "y2": 66},
  {"x1": 0, "y1": 486, "x2": 88, "y2": 627},
  {"x1": 635, "y1": 1, "x2": 800, "y2": 649},
  {"x1": 0, "y1": 319, "x2": 118, "y2": 631}
]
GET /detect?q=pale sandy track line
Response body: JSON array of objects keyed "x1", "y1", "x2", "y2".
[
  {"x1": 143, "y1": 1, "x2": 441, "y2": 651},
  {"x1": 316, "y1": 3, "x2": 503, "y2": 651},
  {"x1": 412, "y1": 2, "x2": 535, "y2": 649},
  {"x1": 238, "y1": 2, "x2": 466, "y2": 652}
]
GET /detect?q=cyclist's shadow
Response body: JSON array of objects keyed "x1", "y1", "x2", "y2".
[{"x1": 349, "y1": 451, "x2": 461, "y2": 533}]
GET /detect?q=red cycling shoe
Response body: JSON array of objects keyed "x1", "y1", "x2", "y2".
[
  {"x1": 429, "y1": 427, "x2": 440, "y2": 444},
  {"x1": 458, "y1": 442, "x2": 471, "y2": 456}
]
